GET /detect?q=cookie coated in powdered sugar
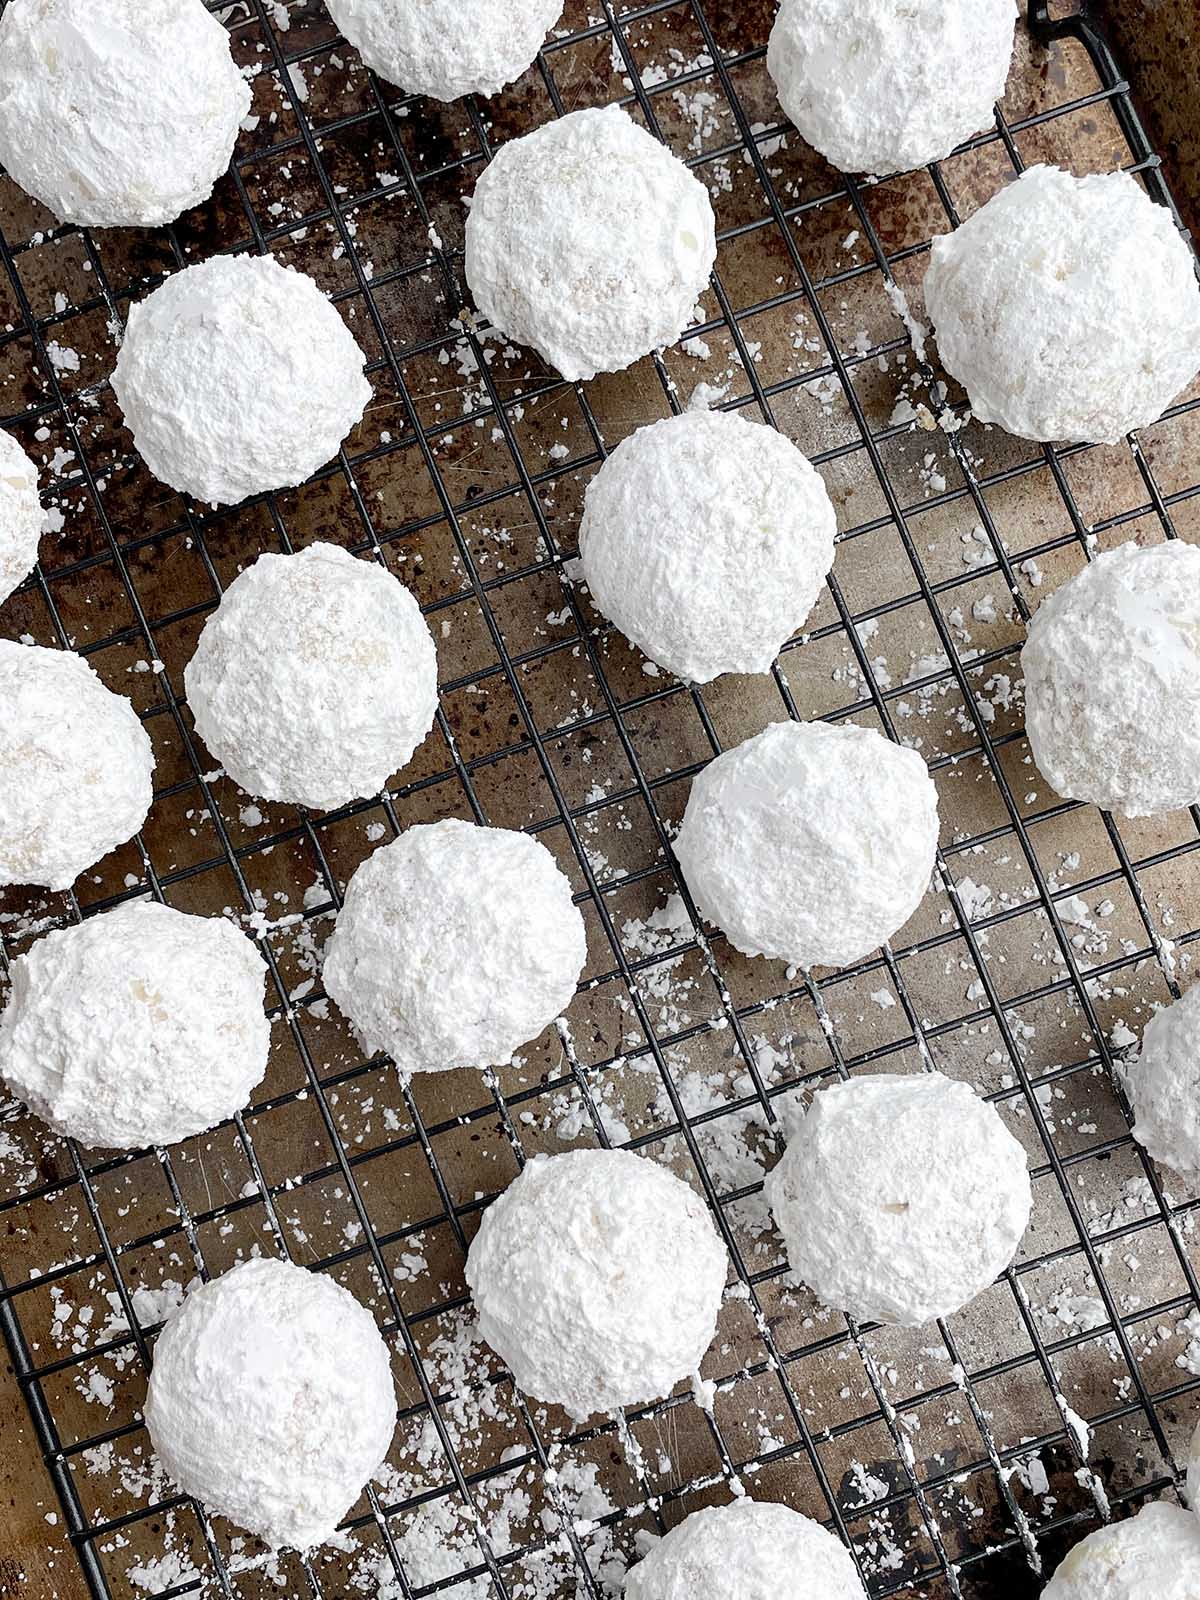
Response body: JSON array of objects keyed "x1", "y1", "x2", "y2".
[
  {"x1": 767, "y1": 0, "x2": 1016, "y2": 176},
  {"x1": 0, "y1": 641, "x2": 154, "y2": 892},
  {"x1": 465, "y1": 105, "x2": 716, "y2": 382},
  {"x1": 1130, "y1": 983, "x2": 1200, "y2": 1178},
  {"x1": 1041, "y1": 1502, "x2": 1200, "y2": 1599},
  {"x1": 0, "y1": 901, "x2": 269, "y2": 1150},
  {"x1": 111, "y1": 255, "x2": 371, "y2": 507},
  {"x1": 0, "y1": 430, "x2": 44, "y2": 607},
  {"x1": 625, "y1": 1500, "x2": 865, "y2": 1600},
  {"x1": 145, "y1": 1257, "x2": 396, "y2": 1552},
  {"x1": 1022, "y1": 541, "x2": 1200, "y2": 818},
  {"x1": 185, "y1": 543, "x2": 438, "y2": 812},
  {"x1": 323, "y1": 819, "x2": 587, "y2": 1074},
  {"x1": 766, "y1": 1072, "x2": 1031, "y2": 1327},
  {"x1": 925, "y1": 165, "x2": 1200, "y2": 445},
  {"x1": 674, "y1": 720, "x2": 938, "y2": 970},
  {"x1": 0, "y1": 0, "x2": 249, "y2": 229},
  {"x1": 326, "y1": 0, "x2": 563, "y2": 100},
  {"x1": 465, "y1": 1148, "x2": 727, "y2": 1420},
  {"x1": 578, "y1": 408, "x2": 836, "y2": 683}
]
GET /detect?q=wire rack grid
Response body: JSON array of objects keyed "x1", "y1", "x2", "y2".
[{"x1": 2, "y1": 3, "x2": 1200, "y2": 1599}]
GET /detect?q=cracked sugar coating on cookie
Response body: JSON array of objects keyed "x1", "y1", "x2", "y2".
[
  {"x1": 326, "y1": 0, "x2": 563, "y2": 100},
  {"x1": 1022, "y1": 541, "x2": 1200, "y2": 818},
  {"x1": 0, "y1": 0, "x2": 249, "y2": 229},
  {"x1": 766, "y1": 1072, "x2": 1031, "y2": 1327},
  {"x1": 145, "y1": 1257, "x2": 396, "y2": 1551},
  {"x1": 578, "y1": 409, "x2": 836, "y2": 683},
  {"x1": 0, "y1": 901, "x2": 269, "y2": 1150},
  {"x1": 0, "y1": 641, "x2": 154, "y2": 892},
  {"x1": 465, "y1": 105, "x2": 716, "y2": 382},
  {"x1": 111, "y1": 255, "x2": 371, "y2": 506},
  {"x1": 1130, "y1": 983, "x2": 1200, "y2": 1178},
  {"x1": 185, "y1": 543, "x2": 437, "y2": 811},
  {"x1": 323, "y1": 819, "x2": 587, "y2": 1074},
  {"x1": 0, "y1": 430, "x2": 44, "y2": 607},
  {"x1": 925, "y1": 165, "x2": 1200, "y2": 444},
  {"x1": 1042, "y1": 1502, "x2": 1200, "y2": 1599},
  {"x1": 625, "y1": 1500, "x2": 865, "y2": 1600},
  {"x1": 767, "y1": 0, "x2": 1016, "y2": 175},
  {"x1": 466, "y1": 1148, "x2": 726, "y2": 1419},
  {"x1": 674, "y1": 720, "x2": 938, "y2": 970}
]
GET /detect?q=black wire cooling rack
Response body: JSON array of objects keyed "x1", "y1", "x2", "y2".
[{"x1": 2, "y1": 3, "x2": 1200, "y2": 1599}]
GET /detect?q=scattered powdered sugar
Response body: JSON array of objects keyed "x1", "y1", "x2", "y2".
[
  {"x1": 578, "y1": 408, "x2": 836, "y2": 683},
  {"x1": 0, "y1": 900, "x2": 269, "y2": 1149},
  {"x1": 674, "y1": 720, "x2": 939, "y2": 969},
  {"x1": 0, "y1": 641, "x2": 154, "y2": 892},
  {"x1": 324, "y1": 819, "x2": 587, "y2": 1073},
  {"x1": 465, "y1": 1147, "x2": 727, "y2": 1419},
  {"x1": 1022, "y1": 540, "x2": 1200, "y2": 817},
  {"x1": 0, "y1": 0, "x2": 249, "y2": 228},
  {"x1": 112, "y1": 254, "x2": 371, "y2": 506},
  {"x1": 0, "y1": 430, "x2": 44, "y2": 605},
  {"x1": 325, "y1": 0, "x2": 563, "y2": 100},
  {"x1": 625, "y1": 1499, "x2": 865, "y2": 1600},
  {"x1": 767, "y1": 1072, "x2": 1031, "y2": 1327},
  {"x1": 185, "y1": 542, "x2": 438, "y2": 811},
  {"x1": 465, "y1": 105, "x2": 716, "y2": 382},
  {"x1": 925, "y1": 165, "x2": 1200, "y2": 444},
  {"x1": 767, "y1": 0, "x2": 1016, "y2": 176},
  {"x1": 145, "y1": 1257, "x2": 397, "y2": 1552}
]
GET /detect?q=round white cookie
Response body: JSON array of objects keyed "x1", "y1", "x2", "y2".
[
  {"x1": 1022, "y1": 541, "x2": 1200, "y2": 818},
  {"x1": 1041, "y1": 1502, "x2": 1200, "y2": 1600},
  {"x1": 674, "y1": 720, "x2": 938, "y2": 969},
  {"x1": 1130, "y1": 983, "x2": 1200, "y2": 1177},
  {"x1": 625, "y1": 1500, "x2": 865, "y2": 1600},
  {"x1": 0, "y1": 901, "x2": 269, "y2": 1150},
  {"x1": 112, "y1": 255, "x2": 370, "y2": 506},
  {"x1": 925, "y1": 165, "x2": 1200, "y2": 444},
  {"x1": 766, "y1": 1072, "x2": 1031, "y2": 1326},
  {"x1": 578, "y1": 409, "x2": 836, "y2": 683},
  {"x1": 466, "y1": 1148, "x2": 727, "y2": 1419},
  {"x1": 326, "y1": 0, "x2": 563, "y2": 100},
  {"x1": 145, "y1": 1257, "x2": 396, "y2": 1551},
  {"x1": 185, "y1": 543, "x2": 437, "y2": 811},
  {"x1": 465, "y1": 105, "x2": 716, "y2": 382},
  {"x1": 768, "y1": 0, "x2": 1016, "y2": 175},
  {"x1": 0, "y1": 641, "x2": 154, "y2": 892},
  {"x1": 0, "y1": 0, "x2": 249, "y2": 228},
  {"x1": 323, "y1": 819, "x2": 587, "y2": 1073},
  {"x1": 0, "y1": 430, "x2": 44, "y2": 607}
]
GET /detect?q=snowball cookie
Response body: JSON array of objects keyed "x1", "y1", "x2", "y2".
[
  {"x1": 0, "y1": 642, "x2": 153, "y2": 892},
  {"x1": 465, "y1": 105, "x2": 716, "y2": 382},
  {"x1": 767, "y1": 0, "x2": 1016, "y2": 176},
  {"x1": 625, "y1": 1500, "x2": 865, "y2": 1600},
  {"x1": 1022, "y1": 541, "x2": 1200, "y2": 818},
  {"x1": 0, "y1": 430, "x2": 44, "y2": 606},
  {"x1": 111, "y1": 255, "x2": 371, "y2": 506},
  {"x1": 145, "y1": 1257, "x2": 396, "y2": 1550},
  {"x1": 766, "y1": 1072, "x2": 1031, "y2": 1327},
  {"x1": 1042, "y1": 1502, "x2": 1200, "y2": 1600},
  {"x1": 0, "y1": 0, "x2": 249, "y2": 230},
  {"x1": 925, "y1": 166, "x2": 1200, "y2": 445},
  {"x1": 323, "y1": 819, "x2": 586, "y2": 1073},
  {"x1": 326, "y1": 0, "x2": 563, "y2": 101},
  {"x1": 1129, "y1": 983, "x2": 1200, "y2": 1176},
  {"x1": 0, "y1": 901, "x2": 269, "y2": 1150},
  {"x1": 465, "y1": 1148, "x2": 726, "y2": 1419},
  {"x1": 674, "y1": 720, "x2": 938, "y2": 970},
  {"x1": 185, "y1": 543, "x2": 437, "y2": 811},
  {"x1": 578, "y1": 409, "x2": 836, "y2": 683}
]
